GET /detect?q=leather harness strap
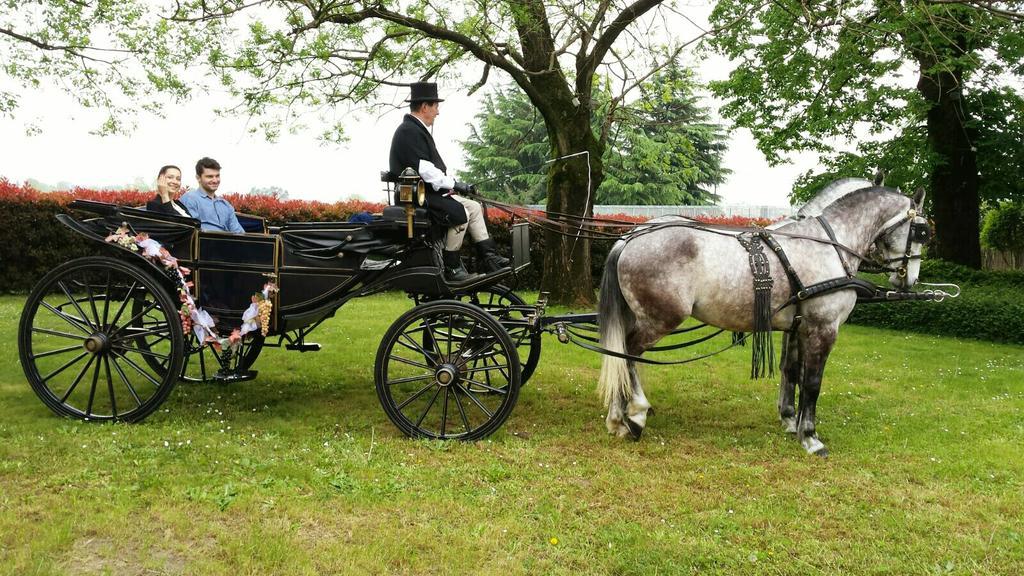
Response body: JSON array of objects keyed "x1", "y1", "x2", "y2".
[{"x1": 815, "y1": 216, "x2": 856, "y2": 277}]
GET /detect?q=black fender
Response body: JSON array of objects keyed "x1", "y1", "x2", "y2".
[{"x1": 55, "y1": 213, "x2": 181, "y2": 292}]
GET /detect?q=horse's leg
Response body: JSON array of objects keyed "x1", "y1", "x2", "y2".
[
  {"x1": 605, "y1": 388, "x2": 629, "y2": 437},
  {"x1": 778, "y1": 330, "x2": 800, "y2": 434},
  {"x1": 622, "y1": 360, "x2": 652, "y2": 440},
  {"x1": 796, "y1": 324, "x2": 836, "y2": 457}
]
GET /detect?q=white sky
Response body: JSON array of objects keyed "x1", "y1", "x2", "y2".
[{"x1": 0, "y1": 5, "x2": 818, "y2": 207}]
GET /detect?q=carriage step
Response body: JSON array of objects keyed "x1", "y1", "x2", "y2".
[
  {"x1": 213, "y1": 369, "x2": 258, "y2": 383},
  {"x1": 285, "y1": 343, "x2": 321, "y2": 352}
]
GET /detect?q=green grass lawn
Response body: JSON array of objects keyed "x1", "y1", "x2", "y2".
[{"x1": 1, "y1": 292, "x2": 1022, "y2": 575}]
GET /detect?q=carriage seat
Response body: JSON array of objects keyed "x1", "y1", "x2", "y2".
[{"x1": 382, "y1": 205, "x2": 428, "y2": 223}]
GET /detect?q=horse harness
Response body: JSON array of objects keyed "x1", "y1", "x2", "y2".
[
  {"x1": 544, "y1": 205, "x2": 936, "y2": 372},
  {"x1": 734, "y1": 208, "x2": 930, "y2": 377}
]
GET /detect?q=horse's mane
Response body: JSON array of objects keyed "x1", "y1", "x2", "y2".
[
  {"x1": 823, "y1": 185, "x2": 905, "y2": 214},
  {"x1": 796, "y1": 178, "x2": 873, "y2": 217}
]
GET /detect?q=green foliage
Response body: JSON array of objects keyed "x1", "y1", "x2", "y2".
[
  {"x1": 981, "y1": 202, "x2": 1024, "y2": 252},
  {"x1": 599, "y1": 65, "x2": 729, "y2": 205},
  {"x1": 460, "y1": 64, "x2": 730, "y2": 206},
  {"x1": 0, "y1": 0, "x2": 201, "y2": 133},
  {"x1": 459, "y1": 88, "x2": 550, "y2": 205},
  {"x1": 848, "y1": 259, "x2": 1024, "y2": 343},
  {"x1": 708, "y1": 1, "x2": 1024, "y2": 204}
]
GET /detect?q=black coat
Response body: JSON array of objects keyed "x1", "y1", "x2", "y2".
[
  {"x1": 388, "y1": 114, "x2": 467, "y2": 226},
  {"x1": 146, "y1": 195, "x2": 191, "y2": 217}
]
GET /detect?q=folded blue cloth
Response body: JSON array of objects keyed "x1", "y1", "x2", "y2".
[{"x1": 348, "y1": 211, "x2": 374, "y2": 224}]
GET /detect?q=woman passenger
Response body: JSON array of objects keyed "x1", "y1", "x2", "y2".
[{"x1": 146, "y1": 165, "x2": 191, "y2": 217}]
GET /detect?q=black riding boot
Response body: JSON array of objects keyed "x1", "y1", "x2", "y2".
[
  {"x1": 443, "y1": 250, "x2": 479, "y2": 283},
  {"x1": 475, "y1": 238, "x2": 510, "y2": 273}
]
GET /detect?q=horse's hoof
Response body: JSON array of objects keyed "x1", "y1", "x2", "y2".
[
  {"x1": 781, "y1": 417, "x2": 798, "y2": 435},
  {"x1": 625, "y1": 418, "x2": 644, "y2": 441},
  {"x1": 800, "y1": 435, "x2": 828, "y2": 457}
]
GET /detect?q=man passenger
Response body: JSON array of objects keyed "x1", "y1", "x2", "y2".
[{"x1": 179, "y1": 157, "x2": 245, "y2": 234}]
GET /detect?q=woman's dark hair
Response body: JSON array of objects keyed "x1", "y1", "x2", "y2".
[
  {"x1": 195, "y1": 157, "x2": 221, "y2": 176},
  {"x1": 157, "y1": 165, "x2": 180, "y2": 178}
]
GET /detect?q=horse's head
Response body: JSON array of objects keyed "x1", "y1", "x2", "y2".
[{"x1": 867, "y1": 187, "x2": 930, "y2": 289}]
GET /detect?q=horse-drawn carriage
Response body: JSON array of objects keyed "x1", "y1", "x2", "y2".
[
  {"x1": 19, "y1": 172, "x2": 956, "y2": 453},
  {"x1": 18, "y1": 171, "x2": 541, "y2": 440}
]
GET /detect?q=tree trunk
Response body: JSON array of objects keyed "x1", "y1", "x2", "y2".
[
  {"x1": 541, "y1": 116, "x2": 603, "y2": 307},
  {"x1": 917, "y1": 51, "x2": 982, "y2": 268}
]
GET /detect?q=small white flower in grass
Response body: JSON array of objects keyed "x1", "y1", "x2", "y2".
[{"x1": 164, "y1": 441, "x2": 169, "y2": 447}]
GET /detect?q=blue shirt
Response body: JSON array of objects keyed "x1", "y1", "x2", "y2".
[{"x1": 179, "y1": 189, "x2": 245, "y2": 234}]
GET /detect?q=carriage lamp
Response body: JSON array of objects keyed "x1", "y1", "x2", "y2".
[{"x1": 397, "y1": 168, "x2": 426, "y2": 238}]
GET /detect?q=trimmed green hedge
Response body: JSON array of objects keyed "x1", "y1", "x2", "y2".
[{"x1": 847, "y1": 260, "x2": 1024, "y2": 344}]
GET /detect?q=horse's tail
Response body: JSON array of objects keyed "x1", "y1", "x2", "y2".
[{"x1": 598, "y1": 240, "x2": 635, "y2": 409}]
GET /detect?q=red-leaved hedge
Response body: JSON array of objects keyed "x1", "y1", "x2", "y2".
[{"x1": 0, "y1": 178, "x2": 777, "y2": 292}]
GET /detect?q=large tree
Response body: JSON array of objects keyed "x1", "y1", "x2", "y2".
[
  {"x1": 460, "y1": 64, "x2": 729, "y2": 206},
  {"x1": 171, "y1": 0, "x2": 736, "y2": 306},
  {"x1": 708, "y1": 0, "x2": 1024, "y2": 268},
  {"x1": 0, "y1": 0, "x2": 197, "y2": 133}
]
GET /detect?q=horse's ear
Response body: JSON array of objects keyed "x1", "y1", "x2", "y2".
[
  {"x1": 873, "y1": 168, "x2": 886, "y2": 186},
  {"x1": 912, "y1": 187, "x2": 927, "y2": 209}
]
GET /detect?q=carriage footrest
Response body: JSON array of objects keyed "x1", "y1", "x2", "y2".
[
  {"x1": 286, "y1": 343, "x2": 321, "y2": 352},
  {"x1": 214, "y1": 369, "x2": 258, "y2": 383}
]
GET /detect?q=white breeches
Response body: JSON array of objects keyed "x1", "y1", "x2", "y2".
[{"x1": 444, "y1": 195, "x2": 489, "y2": 251}]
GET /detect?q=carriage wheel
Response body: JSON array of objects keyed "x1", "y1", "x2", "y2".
[
  {"x1": 18, "y1": 257, "x2": 185, "y2": 422},
  {"x1": 455, "y1": 286, "x2": 541, "y2": 385},
  {"x1": 375, "y1": 300, "x2": 521, "y2": 440},
  {"x1": 130, "y1": 299, "x2": 265, "y2": 383}
]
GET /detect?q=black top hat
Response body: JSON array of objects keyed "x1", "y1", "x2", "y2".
[{"x1": 407, "y1": 81, "x2": 444, "y2": 103}]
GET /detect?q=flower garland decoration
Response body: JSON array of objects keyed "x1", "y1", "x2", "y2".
[{"x1": 105, "y1": 224, "x2": 277, "y2": 353}]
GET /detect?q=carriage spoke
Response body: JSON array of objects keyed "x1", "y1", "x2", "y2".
[
  {"x1": 104, "y1": 356, "x2": 118, "y2": 419},
  {"x1": 387, "y1": 354, "x2": 432, "y2": 370},
  {"x1": 459, "y1": 377, "x2": 508, "y2": 395},
  {"x1": 57, "y1": 354, "x2": 95, "y2": 402},
  {"x1": 41, "y1": 351, "x2": 90, "y2": 383},
  {"x1": 110, "y1": 300, "x2": 160, "y2": 339},
  {"x1": 109, "y1": 355, "x2": 143, "y2": 408},
  {"x1": 30, "y1": 344, "x2": 83, "y2": 360},
  {"x1": 107, "y1": 281, "x2": 138, "y2": 329},
  {"x1": 397, "y1": 333, "x2": 437, "y2": 364},
  {"x1": 415, "y1": 386, "x2": 443, "y2": 428},
  {"x1": 440, "y1": 388, "x2": 449, "y2": 437},
  {"x1": 102, "y1": 271, "x2": 112, "y2": 329},
  {"x1": 453, "y1": 383, "x2": 494, "y2": 418},
  {"x1": 111, "y1": 350, "x2": 163, "y2": 388},
  {"x1": 386, "y1": 372, "x2": 434, "y2": 386},
  {"x1": 451, "y1": 386, "x2": 472, "y2": 434},
  {"x1": 114, "y1": 325, "x2": 171, "y2": 342},
  {"x1": 395, "y1": 382, "x2": 437, "y2": 410},
  {"x1": 31, "y1": 326, "x2": 88, "y2": 341},
  {"x1": 85, "y1": 359, "x2": 101, "y2": 418},
  {"x1": 420, "y1": 318, "x2": 445, "y2": 359},
  {"x1": 83, "y1": 278, "x2": 102, "y2": 330},
  {"x1": 462, "y1": 363, "x2": 512, "y2": 375},
  {"x1": 39, "y1": 301, "x2": 93, "y2": 335},
  {"x1": 115, "y1": 345, "x2": 170, "y2": 361},
  {"x1": 56, "y1": 280, "x2": 96, "y2": 332},
  {"x1": 446, "y1": 313, "x2": 454, "y2": 357}
]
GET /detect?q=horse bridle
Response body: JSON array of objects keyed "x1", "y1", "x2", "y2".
[{"x1": 866, "y1": 207, "x2": 931, "y2": 278}]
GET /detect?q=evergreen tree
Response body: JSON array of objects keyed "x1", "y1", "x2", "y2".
[{"x1": 460, "y1": 64, "x2": 729, "y2": 206}]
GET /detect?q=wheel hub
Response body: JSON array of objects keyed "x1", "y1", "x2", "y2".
[
  {"x1": 435, "y1": 364, "x2": 458, "y2": 387},
  {"x1": 83, "y1": 332, "x2": 111, "y2": 355}
]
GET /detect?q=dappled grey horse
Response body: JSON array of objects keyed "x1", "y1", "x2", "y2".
[{"x1": 597, "y1": 186, "x2": 929, "y2": 456}]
